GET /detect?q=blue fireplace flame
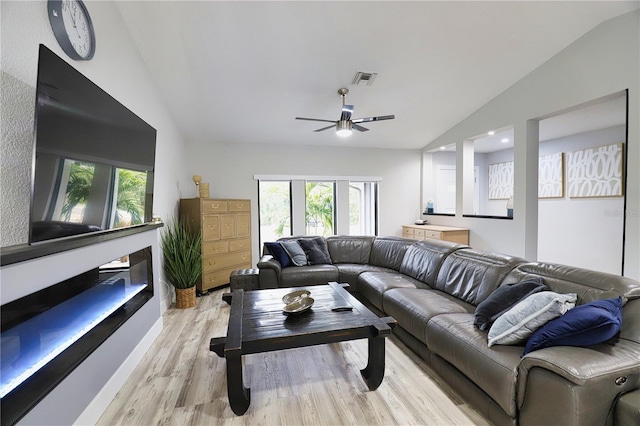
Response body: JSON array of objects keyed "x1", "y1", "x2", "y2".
[{"x1": 1, "y1": 275, "x2": 146, "y2": 398}]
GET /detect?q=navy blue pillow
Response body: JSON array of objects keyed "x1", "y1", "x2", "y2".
[
  {"x1": 264, "y1": 242, "x2": 293, "y2": 268},
  {"x1": 523, "y1": 296, "x2": 623, "y2": 356}
]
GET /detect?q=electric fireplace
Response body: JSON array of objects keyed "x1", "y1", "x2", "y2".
[{"x1": 0, "y1": 246, "x2": 154, "y2": 425}]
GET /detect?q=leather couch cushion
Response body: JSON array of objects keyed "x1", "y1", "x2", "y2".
[
  {"x1": 358, "y1": 271, "x2": 423, "y2": 311},
  {"x1": 280, "y1": 264, "x2": 339, "y2": 287},
  {"x1": 335, "y1": 264, "x2": 396, "y2": 290},
  {"x1": 399, "y1": 239, "x2": 465, "y2": 286},
  {"x1": 502, "y1": 262, "x2": 640, "y2": 304},
  {"x1": 621, "y1": 299, "x2": 640, "y2": 344},
  {"x1": 615, "y1": 389, "x2": 640, "y2": 426},
  {"x1": 426, "y1": 313, "x2": 522, "y2": 417},
  {"x1": 326, "y1": 236, "x2": 375, "y2": 264},
  {"x1": 369, "y1": 236, "x2": 416, "y2": 270},
  {"x1": 383, "y1": 288, "x2": 473, "y2": 342},
  {"x1": 517, "y1": 338, "x2": 640, "y2": 420},
  {"x1": 435, "y1": 249, "x2": 525, "y2": 306}
]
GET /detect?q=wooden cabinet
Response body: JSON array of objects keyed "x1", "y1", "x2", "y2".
[
  {"x1": 180, "y1": 198, "x2": 252, "y2": 293},
  {"x1": 402, "y1": 224, "x2": 469, "y2": 245}
]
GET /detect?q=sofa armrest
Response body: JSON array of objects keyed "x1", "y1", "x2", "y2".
[
  {"x1": 517, "y1": 340, "x2": 640, "y2": 425},
  {"x1": 257, "y1": 255, "x2": 281, "y2": 289}
]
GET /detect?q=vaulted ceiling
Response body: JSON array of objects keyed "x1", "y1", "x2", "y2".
[{"x1": 116, "y1": 1, "x2": 638, "y2": 150}]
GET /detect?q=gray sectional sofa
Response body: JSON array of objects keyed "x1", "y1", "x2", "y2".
[{"x1": 256, "y1": 235, "x2": 640, "y2": 426}]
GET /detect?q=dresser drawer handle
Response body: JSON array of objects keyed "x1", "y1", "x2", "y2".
[
  {"x1": 208, "y1": 261, "x2": 216, "y2": 266},
  {"x1": 208, "y1": 225, "x2": 216, "y2": 230},
  {"x1": 236, "y1": 203, "x2": 243, "y2": 208},
  {"x1": 211, "y1": 203, "x2": 219, "y2": 208},
  {"x1": 225, "y1": 224, "x2": 231, "y2": 229}
]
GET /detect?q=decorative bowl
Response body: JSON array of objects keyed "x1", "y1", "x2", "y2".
[
  {"x1": 282, "y1": 290, "x2": 311, "y2": 305},
  {"x1": 283, "y1": 297, "x2": 314, "y2": 314}
]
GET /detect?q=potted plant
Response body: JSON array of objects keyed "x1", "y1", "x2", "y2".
[{"x1": 161, "y1": 217, "x2": 202, "y2": 308}]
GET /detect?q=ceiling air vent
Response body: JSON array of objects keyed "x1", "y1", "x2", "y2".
[{"x1": 351, "y1": 71, "x2": 377, "y2": 87}]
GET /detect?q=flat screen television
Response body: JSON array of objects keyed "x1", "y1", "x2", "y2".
[{"x1": 30, "y1": 45, "x2": 156, "y2": 244}]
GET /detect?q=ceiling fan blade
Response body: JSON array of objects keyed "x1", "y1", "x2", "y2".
[
  {"x1": 352, "y1": 114, "x2": 395, "y2": 124},
  {"x1": 352, "y1": 123, "x2": 369, "y2": 132},
  {"x1": 314, "y1": 124, "x2": 336, "y2": 132},
  {"x1": 296, "y1": 117, "x2": 338, "y2": 124},
  {"x1": 340, "y1": 105, "x2": 353, "y2": 121}
]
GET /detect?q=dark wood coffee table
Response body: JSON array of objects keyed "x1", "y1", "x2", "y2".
[{"x1": 210, "y1": 282, "x2": 396, "y2": 415}]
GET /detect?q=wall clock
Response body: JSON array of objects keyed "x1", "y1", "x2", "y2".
[{"x1": 47, "y1": 0, "x2": 96, "y2": 61}]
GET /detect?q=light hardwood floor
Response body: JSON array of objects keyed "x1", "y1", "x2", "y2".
[{"x1": 98, "y1": 288, "x2": 490, "y2": 425}]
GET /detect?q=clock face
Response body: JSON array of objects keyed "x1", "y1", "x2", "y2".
[
  {"x1": 60, "y1": 0, "x2": 92, "y2": 59},
  {"x1": 48, "y1": 0, "x2": 95, "y2": 61}
]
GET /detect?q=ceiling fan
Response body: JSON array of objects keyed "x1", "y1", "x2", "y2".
[{"x1": 296, "y1": 88, "x2": 395, "y2": 137}]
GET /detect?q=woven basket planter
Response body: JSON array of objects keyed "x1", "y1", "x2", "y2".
[{"x1": 175, "y1": 286, "x2": 197, "y2": 309}]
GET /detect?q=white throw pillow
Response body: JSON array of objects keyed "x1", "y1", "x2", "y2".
[{"x1": 487, "y1": 292, "x2": 577, "y2": 347}]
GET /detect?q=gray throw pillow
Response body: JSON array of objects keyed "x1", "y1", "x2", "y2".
[
  {"x1": 298, "y1": 237, "x2": 332, "y2": 265},
  {"x1": 280, "y1": 240, "x2": 308, "y2": 266},
  {"x1": 474, "y1": 277, "x2": 548, "y2": 331},
  {"x1": 487, "y1": 292, "x2": 577, "y2": 347}
]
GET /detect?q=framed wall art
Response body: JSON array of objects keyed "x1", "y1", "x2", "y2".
[
  {"x1": 539, "y1": 152, "x2": 564, "y2": 198},
  {"x1": 488, "y1": 161, "x2": 514, "y2": 200},
  {"x1": 566, "y1": 143, "x2": 624, "y2": 198}
]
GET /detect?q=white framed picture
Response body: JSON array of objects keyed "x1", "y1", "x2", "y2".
[
  {"x1": 488, "y1": 161, "x2": 513, "y2": 200},
  {"x1": 567, "y1": 143, "x2": 624, "y2": 198},
  {"x1": 539, "y1": 152, "x2": 564, "y2": 198}
]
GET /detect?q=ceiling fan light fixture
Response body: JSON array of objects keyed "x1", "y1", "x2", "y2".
[
  {"x1": 336, "y1": 120, "x2": 352, "y2": 137},
  {"x1": 296, "y1": 87, "x2": 394, "y2": 135}
]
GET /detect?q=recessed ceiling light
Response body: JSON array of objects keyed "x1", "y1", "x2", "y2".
[
  {"x1": 501, "y1": 138, "x2": 509, "y2": 143},
  {"x1": 440, "y1": 146, "x2": 446, "y2": 150},
  {"x1": 488, "y1": 131, "x2": 495, "y2": 135}
]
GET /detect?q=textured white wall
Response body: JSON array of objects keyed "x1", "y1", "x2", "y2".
[
  {"x1": 423, "y1": 11, "x2": 640, "y2": 279},
  {"x1": 1, "y1": 0, "x2": 190, "y2": 309},
  {"x1": 1, "y1": 1, "x2": 189, "y2": 251},
  {"x1": 0, "y1": 71, "x2": 34, "y2": 244},
  {"x1": 1, "y1": 1, "x2": 189, "y2": 423}
]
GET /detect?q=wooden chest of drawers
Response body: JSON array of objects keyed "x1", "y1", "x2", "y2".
[
  {"x1": 180, "y1": 198, "x2": 252, "y2": 293},
  {"x1": 402, "y1": 224, "x2": 469, "y2": 245}
]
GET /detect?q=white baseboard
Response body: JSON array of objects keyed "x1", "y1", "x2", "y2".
[{"x1": 73, "y1": 317, "x2": 163, "y2": 425}]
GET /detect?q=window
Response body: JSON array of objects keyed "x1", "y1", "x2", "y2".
[
  {"x1": 256, "y1": 175, "x2": 379, "y2": 244},
  {"x1": 305, "y1": 181, "x2": 334, "y2": 236},
  {"x1": 258, "y1": 181, "x2": 292, "y2": 248}
]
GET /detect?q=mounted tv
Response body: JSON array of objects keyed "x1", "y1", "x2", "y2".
[{"x1": 30, "y1": 45, "x2": 156, "y2": 244}]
